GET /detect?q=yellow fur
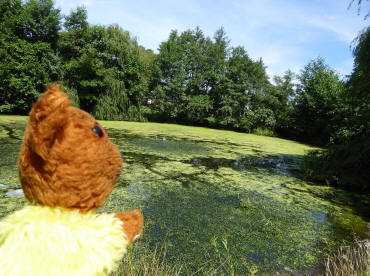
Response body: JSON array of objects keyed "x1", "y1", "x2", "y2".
[{"x1": 0, "y1": 205, "x2": 128, "y2": 276}]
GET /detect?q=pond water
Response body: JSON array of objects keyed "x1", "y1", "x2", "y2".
[
  {"x1": 0, "y1": 118, "x2": 369, "y2": 275},
  {"x1": 100, "y1": 124, "x2": 370, "y2": 274}
]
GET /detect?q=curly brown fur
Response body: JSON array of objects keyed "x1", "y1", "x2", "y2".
[
  {"x1": 19, "y1": 85, "x2": 126, "y2": 214},
  {"x1": 115, "y1": 210, "x2": 144, "y2": 244}
]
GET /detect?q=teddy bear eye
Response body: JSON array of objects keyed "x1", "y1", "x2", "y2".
[{"x1": 92, "y1": 123, "x2": 105, "y2": 138}]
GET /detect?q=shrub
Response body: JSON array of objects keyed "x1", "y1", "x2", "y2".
[{"x1": 302, "y1": 135, "x2": 370, "y2": 192}]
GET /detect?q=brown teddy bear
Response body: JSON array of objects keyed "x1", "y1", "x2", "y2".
[{"x1": 0, "y1": 85, "x2": 143, "y2": 275}]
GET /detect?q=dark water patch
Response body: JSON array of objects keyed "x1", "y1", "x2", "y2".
[
  {"x1": 116, "y1": 136, "x2": 211, "y2": 156},
  {"x1": 123, "y1": 151, "x2": 169, "y2": 168},
  {"x1": 121, "y1": 152, "x2": 208, "y2": 189},
  {"x1": 105, "y1": 127, "x2": 253, "y2": 148},
  {"x1": 121, "y1": 150, "x2": 303, "y2": 189},
  {"x1": 187, "y1": 154, "x2": 302, "y2": 176},
  {"x1": 0, "y1": 123, "x2": 25, "y2": 141},
  {"x1": 104, "y1": 127, "x2": 144, "y2": 141}
]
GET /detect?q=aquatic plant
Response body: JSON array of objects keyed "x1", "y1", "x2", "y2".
[{"x1": 1, "y1": 115, "x2": 369, "y2": 275}]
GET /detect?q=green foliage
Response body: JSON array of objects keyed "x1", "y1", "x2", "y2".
[
  {"x1": 63, "y1": 6, "x2": 88, "y2": 30},
  {"x1": 152, "y1": 27, "x2": 280, "y2": 133},
  {"x1": 273, "y1": 70, "x2": 296, "y2": 136},
  {"x1": 59, "y1": 84, "x2": 79, "y2": 107},
  {"x1": 343, "y1": 27, "x2": 370, "y2": 142},
  {"x1": 58, "y1": 19, "x2": 149, "y2": 115},
  {"x1": 153, "y1": 28, "x2": 210, "y2": 122},
  {"x1": 293, "y1": 58, "x2": 345, "y2": 145},
  {"x1": 221, "y1": 47, "x2": 274, "y2": 131},
  {"x1": 252, "y1": 127, "x2": 277, "y2": 137},
  {"x1": 22, "y1": 0, "x2": 61, "y2": 47},
  {"x1": 302, "y1": 135, "x2": 370, "y2": 192},
  {"x1": 0, "y1": 39, "x2": 62, "y2": 114},
  {"x1": 302, "y1": 29, "x2": 370, "y2": 193},
  {"x1": 0, "y1": 0, "x2": 62, "y2": 114},
  {"x1": 94, "y1": 79, "x2": 146, "y2": 121}
]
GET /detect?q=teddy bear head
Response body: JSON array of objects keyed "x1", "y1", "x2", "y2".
[{"x1": 18, "y1": 85, "x2": 123, "y2": 211}]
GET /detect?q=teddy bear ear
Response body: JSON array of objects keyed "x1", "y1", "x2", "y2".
[
  {"x1": 27, "y1": 84, "x2": 72, "y2": 160},
  {"x1": 29, "y1": 84, "x2": 72, "y2": 123}
]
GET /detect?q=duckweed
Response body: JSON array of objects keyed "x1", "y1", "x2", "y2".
[{"x1": 1, "y1": 116, "x2": 369, "y2": 274}]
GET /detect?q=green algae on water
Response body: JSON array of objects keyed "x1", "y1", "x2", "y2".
[
  {"x1": 1, "y1": 116, "x2": 369, "y2": 274},
  {"x1": 100, "y1": 120, "x2": 369, "y2": 274},
  {"x1": 0, "y1": 116, "x2": 27, "y2": 219}
]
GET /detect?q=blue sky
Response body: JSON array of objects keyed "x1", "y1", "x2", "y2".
[{"x1": 55, "y1": 0, "x2": 369, "y2": 79}]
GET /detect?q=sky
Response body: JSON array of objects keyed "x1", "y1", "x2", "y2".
[{"x1": 54, "y1": 0, "x2": 369, "y2": 79}]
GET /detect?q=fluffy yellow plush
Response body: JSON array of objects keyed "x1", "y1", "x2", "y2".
[{"x1": 0, "y1": 205, "x2": 127, "y2": 276}]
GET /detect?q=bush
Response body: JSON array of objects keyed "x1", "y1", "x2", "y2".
[
  {"x1": 252, "y1": 127, "x2": 277, "y2": 137},
  {"x1": 302, "y1": 135, "x2": 370, "y2": 192}
]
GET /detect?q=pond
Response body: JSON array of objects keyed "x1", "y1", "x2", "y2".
[{"x1": 0, "y1": 117, "x2": 369, "y2": 275}]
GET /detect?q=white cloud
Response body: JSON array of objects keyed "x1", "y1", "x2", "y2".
[
  {"x1": 54, "y1": 0, "x2": 368, "y2": 77},
  {"x1": 307, "y1": 17, "x2": 359, "y2": 43}
]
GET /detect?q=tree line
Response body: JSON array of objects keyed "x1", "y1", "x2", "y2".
[{"x1": 0, "y1": 0, "x2": 368, "y2": 192}]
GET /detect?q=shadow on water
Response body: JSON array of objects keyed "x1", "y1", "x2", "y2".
[
  {"x1": 186, "y1": 154, "x2": 301, "y2": 177},
  {"x1": 120, "y1": 150, "x2": 303, "y2": 190},
  {"x1": 106, "y1": 127, "x2": 255, "y2": 148},
  {"x1": 112, "y1": 130, "x2": 369, "y2": 224},
  {"x1": 0, "y1": 123, "x2": 25, "y2": 141},
  {"x1": 108, "y1": 128, "x2": 301, "y2": 172}
]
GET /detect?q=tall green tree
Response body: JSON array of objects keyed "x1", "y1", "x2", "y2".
[
  {"x1": 218, "y1": 47, "x2": 273, "y2": 132},
  {"x1": 58, "y1": 12, "x2": 149, "y2": 117},
  {"x1": 153, "y1": 28, "x2": 212, "y2": 122},
  {"x1": 273, "y1": 70, "x2": 296, "y2": 137},
  {"x1": 0, "y1": 0, "x2": 62, "y2": 114},
  {"x1": 178, "y1": 27, "x2": 213, "y2": 123},
  {"x1": 63, "y1": 6, "x2": 88, "y2": 30},
  {"x1": 22, "y1": 0, "x2": 61, "y2": 47},
  {"x1": 302, "y1": 31, "x2": 369, "y2": 192},
  {"x1": 206, "y1": 27, "x2": 230, "y2": 126},
  {"x1": 342, "y1": 27, "x2": 370, "y2": 140},
  {"x1": 293, "y1": 58, "x2": 345, "y2": 145},
  {"x1": 302, "y1": 6, "x2": 370, "y2": 193}
]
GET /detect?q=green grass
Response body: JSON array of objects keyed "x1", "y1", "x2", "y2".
[
  {"x1": 324, "y1": 239, "x2": 369, "y2": 276},
  {"x1": 1, "y1": 115, "x2": 369, "y2": 275}
]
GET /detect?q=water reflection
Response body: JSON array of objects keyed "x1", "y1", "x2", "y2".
[{"x1": 188, "y1": 155, "x2": 296, "y2": 176}]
